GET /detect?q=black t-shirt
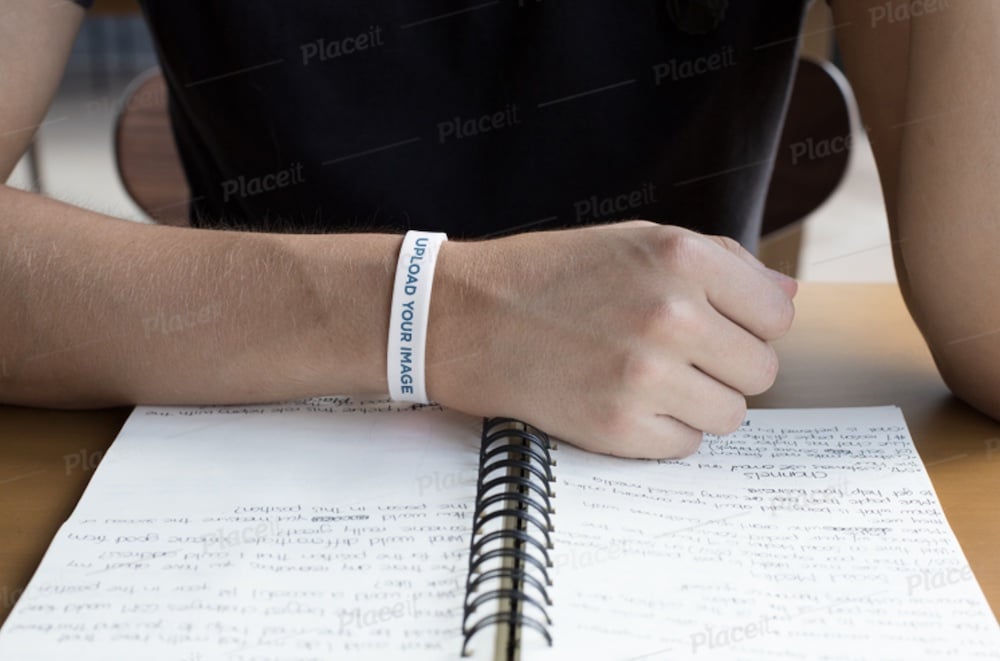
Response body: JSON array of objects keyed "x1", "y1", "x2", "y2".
[{"x1": 76, "y1": 1, "x2": 812, "y2": 248}]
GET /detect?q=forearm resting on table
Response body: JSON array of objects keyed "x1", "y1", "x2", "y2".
[
  {"x1": 897, "y1": 2, "x2": 1000, "y2": 418},
  {"x1": 0, "y1": 184, "x2": 399, "y2": 407}
]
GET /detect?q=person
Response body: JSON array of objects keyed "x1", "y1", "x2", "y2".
[{"x1": 1, "y1": 1, "x2": 996, "y2": 459}]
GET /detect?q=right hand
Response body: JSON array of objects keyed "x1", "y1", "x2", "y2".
[{"x1": 426, "y1": 221, "x2": 797, "y2": 459}]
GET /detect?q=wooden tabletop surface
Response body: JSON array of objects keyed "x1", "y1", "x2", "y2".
[
  {"x1": 750, "y1": 282, "x2": 1000, "y2": 623},
  {"x1": 0, "y1": 282, "x2": 998, "y2": 626}
]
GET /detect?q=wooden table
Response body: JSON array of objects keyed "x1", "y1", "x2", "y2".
[
  {"x1": 750, "y1": 283, "x2": 1000, "y2": 623},
  {"x1": 1, "y1": 282, "x2": 998, "y2": 626}
]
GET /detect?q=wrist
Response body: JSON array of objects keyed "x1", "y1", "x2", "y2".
[
  {"x1": 280, "y1": 232, "x2": 403, "y2": 396},
  {"x1": 424, "y1": 239, "x2": 469, "y2": 408},
  {"x1": 425, "y1": 238, "x2": 514, "y2": 413},
  {"x1": 386, "y1": 231, "x2": 448, "y2": 403}
]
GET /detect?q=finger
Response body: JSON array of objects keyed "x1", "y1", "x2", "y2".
[
  {"x1": 656, "y1": 362, "x2": 749, "y2": 435},
  {"x1": 685, "y1": 306, "x2": 780, "y2": 396},
  {"x1": 765, "y1": 267, "x2": 799, "y2": 299},
  {"x1": 708, "y1": 234, "x2": 774, "y2": 275},
  {"x1": 710, "y1": 233, "x2": 799, "y2": 298},
  {"x1": 604, "y1": 413, "x2": 704, "y2": 460},
  {"x1": 644, "y1": 294, "x2": 780, "y2": 397},
  {"x1": 688, "y1": 235, "x2": 796, "y2": 341}
]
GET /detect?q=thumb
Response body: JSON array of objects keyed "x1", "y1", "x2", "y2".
[
  {"x1": 765, "y1": 267, "x2": 799, "y2": 298},
  {"x1": 709, "y1": 235, "x2": 798, "y2": 299}
]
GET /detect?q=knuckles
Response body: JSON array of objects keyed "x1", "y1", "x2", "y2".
[
  {"x1": 637, "y1": 297, "x2": 699, "y2": 342},
  {"x1": 713, "y1": 235, "x2": 743, "y2": 254},
  {"x1": 650, "y1": 229, "x2": 704, "y2": 273},
  {"x1": 593, "y1": 398, "x2": 639, "y2": 442},
  {"x1": 613, "y1": 219, "x2": 659, "y2": 231},
  {"x1": 619, "y1": 349, "x2": 663, "y2": 393},
  {"x1": 527, "y1": 221, "x2": 788, "y2": 459}
]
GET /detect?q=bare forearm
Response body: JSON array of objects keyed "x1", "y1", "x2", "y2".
[
  {"x1": 0, "y1": 185, "x2": 399, "y2": 407},
  {"x1": 832, "y1": 0, "x2": 912, "y2": 294},
  {"x1": 897, "y1": 1, "x2": 1000, "y2": 415}
]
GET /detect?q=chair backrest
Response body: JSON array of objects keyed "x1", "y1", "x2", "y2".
[
  {"x1": 113, "y1": 70, "x2": 190, "y2": 226},
  {"x1": 762, "y1": 57, "x2": 853, "y2": 234},
  {"x1": 114, "y1": 59, "x2": 855, "y2": 268},
  {"x1": 758, "y1": 57, "x2": 855, "y2": 274}
]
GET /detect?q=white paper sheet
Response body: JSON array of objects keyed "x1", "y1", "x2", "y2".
[
  {"x1": 527, "y1": 407, "x2": 1000, "y2": 660},
  {"x1": 2, "y1": 403, "x2": 997, "y2": 660},
  {"x1": 0, "y1": 398, "x2": 482, "y2": 660}
]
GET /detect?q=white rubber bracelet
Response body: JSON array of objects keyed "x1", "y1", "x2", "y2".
[{"x1": 386, "y1": 231, "x2": 448, "y2": 404}]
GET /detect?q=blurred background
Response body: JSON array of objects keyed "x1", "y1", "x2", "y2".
[{"x1": 6, "y1": 0, "x2": 895, "y2": 282}]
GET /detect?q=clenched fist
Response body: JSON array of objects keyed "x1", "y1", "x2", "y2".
[{"x1": 426, "y1": 221, "x2": 796, "y2": 459}]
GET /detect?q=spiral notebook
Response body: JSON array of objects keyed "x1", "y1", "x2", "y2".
[{"x1": 0, "y1": 397, "x2": 998, "y2": 660}]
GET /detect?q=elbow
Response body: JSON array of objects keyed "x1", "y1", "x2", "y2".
[
  {"x1": 929, "y1": 343, "x2": 1000, "y2": 422},
  {"x1": 896, "y1": 258, "x2": 1000, "y2": 422}
]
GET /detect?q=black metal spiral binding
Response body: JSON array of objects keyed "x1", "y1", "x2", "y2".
[{"x1": 461, "y1": 418, "x2": 557, "y2": 658}]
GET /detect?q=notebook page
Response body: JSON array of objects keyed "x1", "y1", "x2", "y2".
[
  {"x1": 526, "y1": 407, "x2": 1000, "y2": 660},
  {"x1": 0, "y1": 398, "x2": 482, "y2": 661}
]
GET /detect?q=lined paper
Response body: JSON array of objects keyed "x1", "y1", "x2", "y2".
[
  {"x1": 529, "y1": 407, "x2": 1000, "y2": 660},
  {"x1": 2, "y1": 403, "x2": 997, "y2": 660},
  {"x1": 0, "y1": 398, "x2": 481, "y2": 660}
]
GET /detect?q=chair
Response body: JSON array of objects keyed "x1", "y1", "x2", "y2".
[
  {"x1": 113, "y1": 69, "x2": 190, "y2": 226},
  {"x1": 759, "y1": 57, "x2": 855, "y2": 275},
  {"x1": 114, "y1": 59, "x2": 856, "y2": 273}
]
